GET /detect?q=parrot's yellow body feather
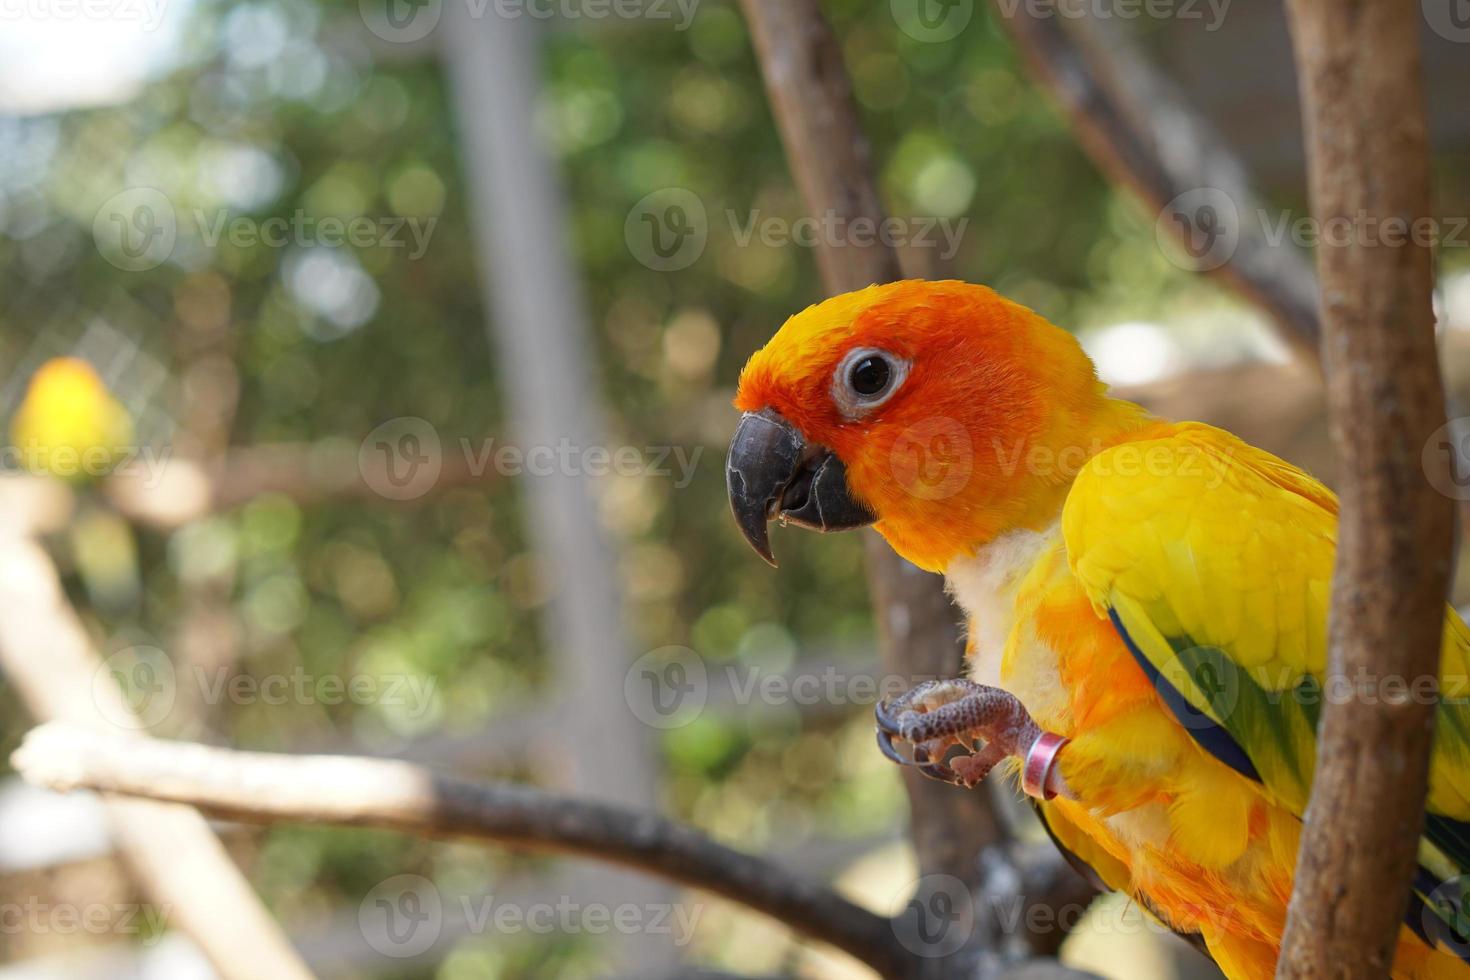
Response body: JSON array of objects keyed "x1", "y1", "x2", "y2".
[{"x1": 950, "y1": 421, "x2": 1464, "y2": 978}]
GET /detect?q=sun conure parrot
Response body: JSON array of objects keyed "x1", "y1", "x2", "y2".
[
  {"x1": 9, "y1": 357, "x2": 142, "y2": 610},
  {"x1": 724, "y1": 279, "x2": 1470, "y2": 979},
  {"x1": 9, "y1": 356, "x2": 134, "y2": 480}
]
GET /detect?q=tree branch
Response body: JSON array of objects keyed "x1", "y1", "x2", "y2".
[
  {"x1": 103, "y1": 439, "x2": 503, "y2": 530},
  {"x1": 13, "y1": 723, "x2": 916, "y2": 979},
  {"x1": 0, "y1": 537, "x2": 313, "y2": 980},
  {"x1": 990, "y1": 4, "x2": 1321, "y2": 363},
  {"x1": 1276, "y1": 1, "x2": 1452, "y2": 975},
  {"x1": 735, "y1": 0, "x2": 1014, "y2": 960}
]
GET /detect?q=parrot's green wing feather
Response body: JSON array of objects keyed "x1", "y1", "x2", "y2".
[{"x1": 1062, "y1": 422, "x2": 1470, "y2": 954}]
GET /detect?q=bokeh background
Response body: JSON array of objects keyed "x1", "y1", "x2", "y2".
[{"x1": 1, "y1": 1, "x2": 1469, "y2": 978}]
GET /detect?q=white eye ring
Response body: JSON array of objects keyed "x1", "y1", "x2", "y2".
[{"x1": 831, "y1": 347, "x2": 910, "y2": 420}]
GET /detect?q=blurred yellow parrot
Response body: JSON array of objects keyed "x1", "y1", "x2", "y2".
[
  {"x1": 9, "y1": 357, "x2": 134, "y2": 481},
  {"x1": 724, "y1": 280, "x2": 1470, "y2": 978}
]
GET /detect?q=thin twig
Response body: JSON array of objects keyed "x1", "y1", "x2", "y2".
[
  {"x1": 991, "y1": 5, "x2": 1321, "y2": 363},
  {"x1": 12, "y1": 723, "x2": 916, "y2": 979}
]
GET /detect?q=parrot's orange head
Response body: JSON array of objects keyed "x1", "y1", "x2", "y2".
[{"x1": 728, "y1": 280, "x2": 1143, "y2": 572}]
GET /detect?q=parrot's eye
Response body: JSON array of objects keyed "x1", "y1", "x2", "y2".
[
  {"x1": 831, "y1": 347, "x2": 909, "y2": 419},
  {"x1": 850, "y1": 356, "x2": 890, "y2": 395}
]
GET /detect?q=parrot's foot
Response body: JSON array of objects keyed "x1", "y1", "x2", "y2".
[{"x1": 874, "y1": 679, "x2": 1068, "y2": 798}]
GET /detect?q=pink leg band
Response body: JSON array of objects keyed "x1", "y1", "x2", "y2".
[{"x1": 1022, "y1": 731, "x2": 1069, "y2": 801}]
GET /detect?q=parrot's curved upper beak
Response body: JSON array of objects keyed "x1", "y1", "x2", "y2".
[{"x1": 725, "y1": 409, "x2": 876, "y2": 566}]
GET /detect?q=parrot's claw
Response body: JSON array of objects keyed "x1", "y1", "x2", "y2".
[
  {"x1": 874, "y1": 727, "x2": 961, "y2": 783},
  {"x1": 874, "y1": 679, "x2": 970, "y2": 783},
  {"x1": 874, "y1": 678, "x2": 1044, "y2": 789}
]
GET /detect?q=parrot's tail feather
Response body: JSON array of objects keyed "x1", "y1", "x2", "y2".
[{"x1": 1426, "y1": 814, "x2": 1470, "y2": 875}]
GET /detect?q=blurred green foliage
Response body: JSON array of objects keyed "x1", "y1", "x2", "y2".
[{"x1": 0, "y1": 0, "x2": 1229, "y2": 974}]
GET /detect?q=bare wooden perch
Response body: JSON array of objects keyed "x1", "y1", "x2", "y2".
[
  {"x1": 0, "y1": 536, "x2": 313, "y2": 980},
  {"x1": 13, "y1": 723, "x2": 915, "y2": 978},
  {"x1": 735, "y1": 0, "x2": 1029, "y2": 961},
  {"x1": 1277, "y1": 0, "x2": 1452, "y2": 975},
  {"x1": 103, "y1": 437, "x2": 506, "y2": 530}
]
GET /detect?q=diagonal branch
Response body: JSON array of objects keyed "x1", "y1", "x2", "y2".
[
  {"x1": 13, "y1": 723, "x2": 916, "y2": 979},
  {"x1": 735, "y1": 0, "x2": 1013, "y2": 962},
  {"x1": 0, "y1": 536, "x2": 313, "y2": 980},
  {"x1": 991, "y1": 4, "x2": 1321, "y2": 363}
]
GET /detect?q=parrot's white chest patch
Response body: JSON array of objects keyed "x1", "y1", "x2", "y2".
[{"x1": 944, "y1": 524, "x2": 1068, "y2": 721}]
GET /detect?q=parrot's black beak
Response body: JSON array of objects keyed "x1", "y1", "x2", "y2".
[{"x1": 725, "y1": 409, "x2": 876, "y2": 566}]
